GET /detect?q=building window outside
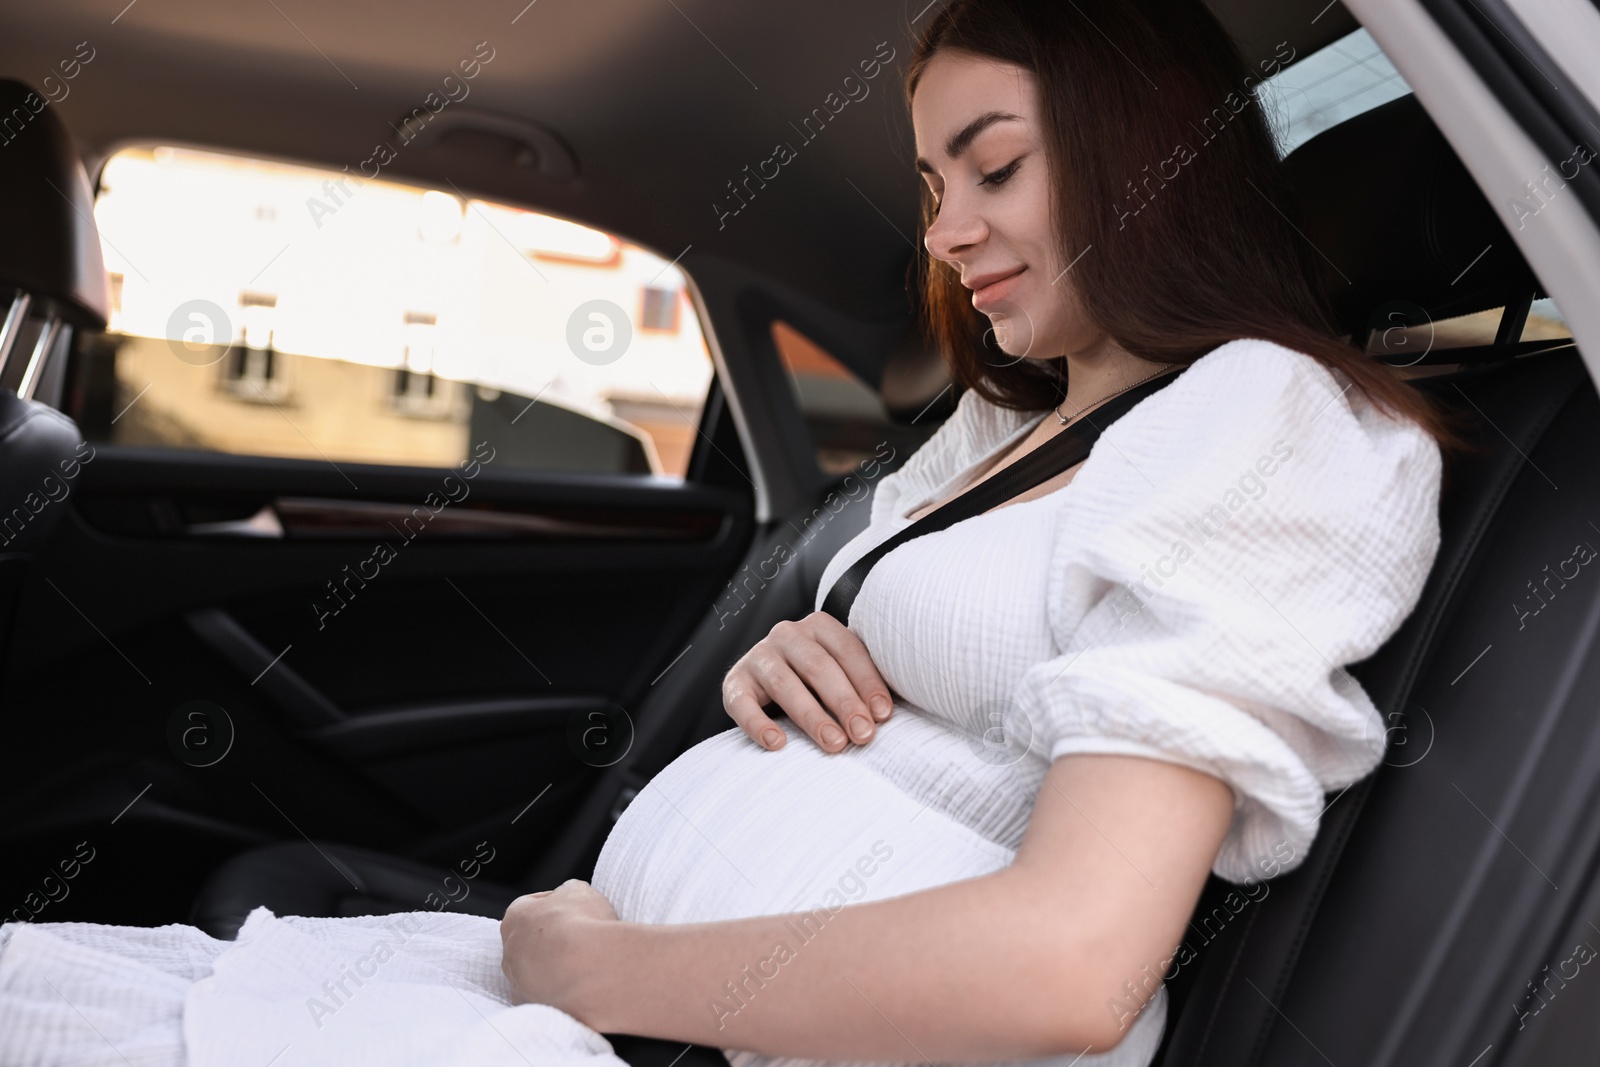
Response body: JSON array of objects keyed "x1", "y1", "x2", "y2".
[
  {"x1": 220, "y1": 291, "x2": 285, "y2": 402},
  {"x1": 639, "y1": 285, "x2": 680, "y2": 333}
]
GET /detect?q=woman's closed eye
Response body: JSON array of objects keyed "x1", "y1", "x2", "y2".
[
  {"x1": 978, "y1": 157, "x2": 1022, "y2": 187},
  {"x1": 922, "y1": 156, "x2": 1022, "y2": 214}
]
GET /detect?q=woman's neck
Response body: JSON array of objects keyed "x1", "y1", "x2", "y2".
[{"x1": 1054, "y1": 337, "x2": 1167, "y2": 415}]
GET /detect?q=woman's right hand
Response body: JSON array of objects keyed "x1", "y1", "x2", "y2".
[{"x1": 722, "y1": 611, "x2": 895, "y2": 753}]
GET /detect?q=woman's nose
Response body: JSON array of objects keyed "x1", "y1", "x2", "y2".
[{"x1": 924, "y1": 197, "x2": 983, "y2": 263}]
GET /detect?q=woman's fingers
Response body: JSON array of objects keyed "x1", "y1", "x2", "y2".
[
  {"x1": 722, "y1": 672, "x2": 787, "y2": 750},
  {"x1": 767, "y1": 620, "x2": 883, "y2": 746},
  {"x1": 721, "y1": 616, "x2": 894, "y2": 753},
  {"x1": 744, "y1": 643, "x2": 854, "y2": 751},
  {"x1": 806, "y1": 612, "x2": 895, "y2": 723}
]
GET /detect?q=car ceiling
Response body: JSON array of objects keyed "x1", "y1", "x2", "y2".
[{"x1": 1, "y1": 0, "x2": 1359, "y2": 328}]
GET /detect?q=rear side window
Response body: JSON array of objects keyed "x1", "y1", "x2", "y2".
[
  {"x1": 1260, "y1": 27, "x2": 1413, "y2": 157},
  {"x1": 68, "y1": 146, "x2": 714, "y2": 477},
  {"x1": 770, "y1": 320, "x2": 944, "y2": 477}
]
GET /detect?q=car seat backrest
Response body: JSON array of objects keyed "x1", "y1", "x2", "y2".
[
  {"x1": 0, "y1": 78, "x2": 107, "y2": 670},
  {"x1": 1282, "y1": 92, "x2": 1542, "y2": 343},
  {"x1": 1158, "y1": 347, "x2": 1589, "y2": 1066},
  {"x1": 1157, "y1": 93, "x2": 1590, "y2": 1067},
  {"x1": 0, "y1": 78, "x2": 109, "y2": 337},
  {"x1": 0, "y1": 75, "x2": 106, "y2": 543}
]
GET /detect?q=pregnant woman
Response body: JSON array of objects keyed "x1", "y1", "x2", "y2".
[
  {"x1": 506, "y1": 1, "x2": 1450, "y2": 1065},
  {"x1": 0, "y1": 2, "x2": 1447, "y2": 1066}
]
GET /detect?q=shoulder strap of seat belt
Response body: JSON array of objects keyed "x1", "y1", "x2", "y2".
[{"x1": 820, "y1": 367, "x2": 1183, "y2": 626}]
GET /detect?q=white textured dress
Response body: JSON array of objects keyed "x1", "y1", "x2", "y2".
[
  {"x1": 591, "y1": 337, "x2": 1443, "y2": 1067},
  {"x1": 0, "y1": 338, "x2": 1443, "y2": 1067}
]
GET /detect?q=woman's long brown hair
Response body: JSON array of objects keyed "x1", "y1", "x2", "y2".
[{"x1": 905, "y1": 0, "x2": 1462, "y2": 450}]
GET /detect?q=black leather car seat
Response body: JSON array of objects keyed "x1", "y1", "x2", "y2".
[
  {"x1": 0, "y1": 78, "x2": 110, "y2": 672},
  {"x1": 1151, "y1": 94, "x2": 1574, "y2": 1066}
]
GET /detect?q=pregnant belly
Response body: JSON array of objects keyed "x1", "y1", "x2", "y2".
[
  {"x1": 590, "y1": 712, "x2": 1170, "y2": 1067},
  {"x1": 591, "y1": 710, "x2": 1041, "y2": 927}
]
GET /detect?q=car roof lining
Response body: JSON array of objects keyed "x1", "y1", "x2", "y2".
[{"x1": 2, "y1": 0, "x2": 1359, "y2": 329}]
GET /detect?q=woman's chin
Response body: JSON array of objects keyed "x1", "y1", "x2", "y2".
[{"x1": 980, "y1": 307, "x2": 1035, "y2": 358}]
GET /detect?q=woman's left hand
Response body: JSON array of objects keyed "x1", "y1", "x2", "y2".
[{"x1": 500, "y1": 878, "x2": 621, "y2": 1022}]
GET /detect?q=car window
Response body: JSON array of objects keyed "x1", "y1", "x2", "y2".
[
  {"x1": 65, "y1": 146, "x2": 714, "y2": 478},
  {"x1": 772, "y1": 320, "x2": 894, "y2": 476},
  {"x1": 1366, "y1": 297, "x2": 1571, "y2": 366},
  {"x1": 1259, "y1": 27, "x2": 1413, "y2": 157},
  {"x1": 1525, "y1": 297, "x2": 1571, "y2": 340},
  {"x1": 771, "y1": 320, "x2": 942, "y2": 477}
]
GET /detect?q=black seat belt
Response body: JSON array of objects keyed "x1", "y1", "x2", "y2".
[{"x1": 820, "y1": 366, "x2": 1184, "y2": 626}]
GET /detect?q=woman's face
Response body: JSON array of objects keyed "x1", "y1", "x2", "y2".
[{"x1": 912, "y1": 49, "x2": 1098, "y2": 361}]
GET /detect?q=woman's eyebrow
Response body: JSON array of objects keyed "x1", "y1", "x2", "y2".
[{"x1": 914, "y1": 111, "x2": 1023, "y2": 174}]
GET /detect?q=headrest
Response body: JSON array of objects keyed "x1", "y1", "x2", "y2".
[
  {"x1": 0, "y1": 78, "x2": 109, "y2": 328},
  {"x1": 1282, "y1": 93, "x2": 1539, "y2": 339}
]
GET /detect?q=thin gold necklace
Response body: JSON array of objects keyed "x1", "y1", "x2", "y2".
[{"x1": 1053, "y1": 365, "x2": 1172, "y2": 426}]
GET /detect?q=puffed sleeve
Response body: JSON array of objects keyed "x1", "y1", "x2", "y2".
[{"x1": 1014, "y1": 339, "x2": 1443, "y2": 884}]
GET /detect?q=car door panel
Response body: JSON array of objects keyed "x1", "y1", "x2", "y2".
[{"x1": 0, "y1": 416, "x2": 753, "y2": 924}]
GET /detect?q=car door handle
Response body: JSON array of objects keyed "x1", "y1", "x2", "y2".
[{"x1": 186, "y1": 504, "x2": 285, "y2": 538}]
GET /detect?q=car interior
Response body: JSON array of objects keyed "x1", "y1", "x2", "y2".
[{"x1": 2, "y1": 1, "x2": 1599, "y2": 1065}]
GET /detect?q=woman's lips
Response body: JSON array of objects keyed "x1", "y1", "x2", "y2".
[{"x1": 971, "y1": 267, "x2": 1026, "y2": 311}]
